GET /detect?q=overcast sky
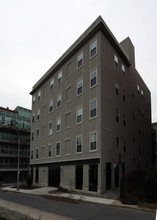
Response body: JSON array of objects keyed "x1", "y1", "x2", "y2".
[{"x1": 0, "y1": 0, "x2": 157, "y2": 122}]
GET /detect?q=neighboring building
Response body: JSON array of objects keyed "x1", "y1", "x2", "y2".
[
  {"x1": 30, "y1": 16, "x2": 152, "y2": 194},
  {"x1": 152, "y1": 122, "x2": 157, "y2": 164},
  {"x1": 0, "y1": 106, "x2": 31, "y2": 183}
]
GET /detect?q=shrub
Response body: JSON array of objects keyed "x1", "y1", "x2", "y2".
[{"x1": 26, "y1": 174, "x2": 33, "y2": 188}]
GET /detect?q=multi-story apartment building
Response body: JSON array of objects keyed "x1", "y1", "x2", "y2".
[
  {"x1": 0, "y1": 106, "x2": 31, "y2": 183},
  {"x1": 30, "y1": 16, "x2": 152, "y2": 194}
]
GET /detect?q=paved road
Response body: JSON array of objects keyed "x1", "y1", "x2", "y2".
[{"x1": 0, "y1": 190, "x2": 155, "y2": 220}]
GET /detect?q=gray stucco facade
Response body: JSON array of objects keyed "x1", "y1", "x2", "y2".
[{"x1": 30, "y1": 16, "x2": 152, "y2": 194}]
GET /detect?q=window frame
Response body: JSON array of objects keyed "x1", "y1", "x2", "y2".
[
  {"x1": 90, "y1": 39, "x2": 97, "y2": 58},
  {"x1": 50, "y1": 78, "x2": 54, "y2": 91},
  {"x1": 58, "y1": 71, "x2": 62, "y2": 85},
  {"x1": 89, "y1": 132, "x2": 97, "y2": 151},
  {"x1": 76, "y1": 78, "x2": 83, "y2": 96},
  {"x1": 122, "y1": 64, "x2": 126, "y2": 78},
  {"x1": 48, "y1": 122, "x2": 53, "y2": 135},
  {"x1": 56, "y1": 142, "x2": 61, "y2": 156},
  {"x1": 76, "y1": 106, "x2": 83, "y2": 124},
  {"x1": 90, "y1": 68, "x2": 97, "y2": 88},
  {"x1": 48, "y1": 144, "x2": 52, "y2": 158},
  {"x1": 56, "y1": 117, "x2": 61, "y2": 132},
  {"x1": 90, "y1": 99, "x2": 97, "y2": 119},
  {"x1": 77, "y1": 52, "x2": 83, "y2": 69},
  {"x1": 114, "y1": 54, "x2": 119, "y2": 70},
  {"x1": 36, "y1": 129, "x2": 39, "y2": 140},
  {"x1": 57, "y1": 93, "x2": 62, "y2": 108},
  {"x1": 76, "y1": 135, "x2": 83, "y2": 153},
  {"x1": 49, "y1": 100, "x2": 53, "y2": 113},
  {"x1": 37, "y1": 91, "x2": 41, "y2": 102}
]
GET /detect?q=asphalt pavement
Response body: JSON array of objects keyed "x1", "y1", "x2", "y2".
[{"x1": 0, "y1": 186, "x2": 156, "y2": 220}]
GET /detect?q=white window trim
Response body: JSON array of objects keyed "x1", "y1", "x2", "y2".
[
  {"x1": 57, "y1": 71, "x2": 62, "y2": 85},
  {"x1": 37, "y1": 91, "x2": 41, "y2": 102},
  {"x1": 76, "y1": 135, "x2": 83, "y2": 154},
  {"x1": 90, "y1": 68, "x2": 97, "y2": 88},
  {"x1": 90, "y1": 39, "x2": 97, "y2": 58},
  {"x1": 76, "y1": 106, "x2": 83, "y2": 124},
  {"x1": 48, "y1": 121, "x2": 53, "y2": 136},
  {"x1": 56, "y1": 142, "x2": 61, "y2": 157},
  {"x1": 50, "y1": 78, "x2": 54, "y2": 91},
  {"x1": 114, "y1": 54, "x2": 119, "y2": 70},
  {"x1": 89, "y1": 131, "x2": 97, "y2": 152},
  {"x1": 35, "y1": 148, "x2": 39, "y2": 160},
  {"x1": 89, "y1": 98, "x2": 97, "y2": 119},
  {"x1": 56, "y1": 117, "x2": 61, "y2": 132},
  {"x1": 49, "y1": 100, "x2": 53, "y2": 113},
  {"x1": 48, "y1": 144, "x2": 52, "y2": 158},
  {"x1": 36, "y1": 128, "x2": 39, "y2": 140},
  {"x1": 57, "y1": 93, "x2": 62, "y2": 108},
  {"x1": 76, "y1": 78, "x2": 83, "y2": 96},
  {"x1": 77, "y1": 51, "x2": 83, "y2": 69}
]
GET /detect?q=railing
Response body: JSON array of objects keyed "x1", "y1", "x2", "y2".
[
  {"x1": 0, "y1": 163, "x2": 29, "y2": 169},
  {"x1": 0, "y1": 134, "x2": 30, "y2": 144},
  {"x1": 0, "y1": 149, "x2": 30, "y2": 157}
]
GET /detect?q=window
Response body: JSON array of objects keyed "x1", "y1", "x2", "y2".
[
  {"x1": 90, "y1": 39, "x2": 97, "y2": 58},
  {"x1": 123, "y1": 139, "x2": 126, "y2": 152},
  {"x1": 77, "y1": 52, "x2": 83, "y2": 68},
  {"x1": 141, "y1": 90, "x2": 144, "y2": 99},
  {"x1": 31, "y1": 150, "x2": 33, "y2": 160},
  {"x1": 36, "y1": 129, "x2": 39, "y2": 140},
  {"x1": 90, "y1": 69, "x2": 97, "y2": 87},
  {"x1": 49, "y1": 100, "x2": 53, "y2": 112},
  {"x1": 116, "y1": 108, "x2": 119, "y2": 123},
  {"x1": 89, "y1": 132, "x2": 97, "y2": 151},
  {"x1": 122, "y1": 64, "x2": 126, "y2": 78},
  {"x1": 50, "y1": 78, "x2": 54, "y2": 91},
  {"x1": 123, "y1": 89, "x2": 126, "y2": 102},
  {"x1": 37, "y1": 109, "x2": 40, "y2": 120},
  {"x1": 57, "y1": 94, "x2": 62, "y2": 108},
  {"x1": 76, "y1": 136, "x2": 82, "y2": 153},
  {"x1": 137, "y1": 85, "x2": 140, "y2": 94},
  {"x1": 77, "y1": 79, "x2": 83, "y2": 95},
  {"x1": 33, "y1": 96, "x2": 35, "y2": 105},
  {"x1": 58, "y1": 71, "x2": 62, "y2": 85},
  {"x1": 115, "y1": 137, "x2": 119, "y2": 151},
  {"x1": 90, "y1": 99, "x2": 97, "y2": 118},
  {"x1": 56, "y1": 118, "x2": 61, "y2": 132},
  {"x1": 31, "y1": 132, "x2": 34, "y2": 142},
  {"x1": 48, "y1": 145, "x2": 52, "y2": 157},
  {"x1": 32, "y1": 114, "x2": 35, "y2": 123},
  {"x1": 115, "y1": 82, "x2": 119, "y2": 95},
  {"x1": 76, "y1": 107, "x2": 83, "y2": 124},
  {"x1": 37, "y1": 91, "x2": 41, "y2": 101},
  {"x1": 56, "y1": 142, "x2": 60, "y2": 156},
  {"x1": 48, "y1": 122, "x2": 53, "y2": 135},
  {"x1": 36, "y1": 149, "x2": 39, "y2": 159},
  {"x1": 123, "y1": 113, "x2": 126, "y2": 127},
  {"x1": 114, "y1": 55, "x2": 119, "y2": 69}
]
